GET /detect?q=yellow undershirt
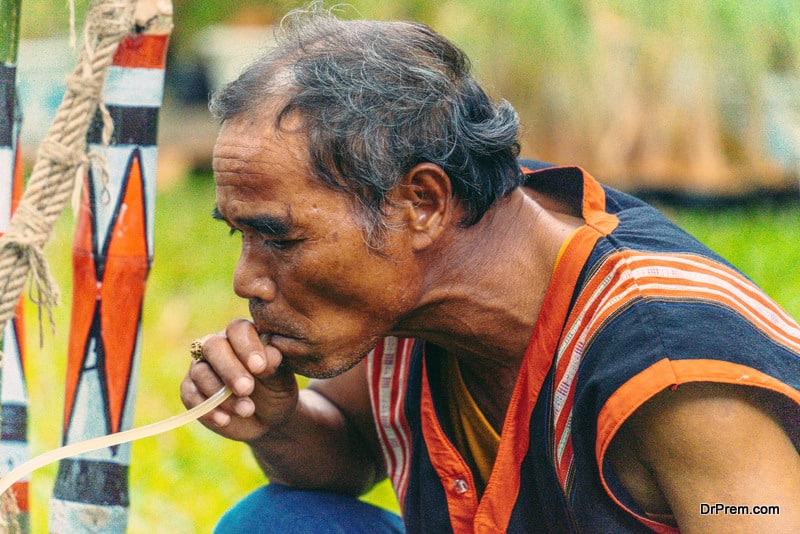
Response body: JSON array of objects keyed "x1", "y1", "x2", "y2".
[
  {"x1": 443, "y1": 228, "x2": 580, "y2": 494},
  {"x1": 444, "y1": 354, "x2": 501, "y2": 495}
]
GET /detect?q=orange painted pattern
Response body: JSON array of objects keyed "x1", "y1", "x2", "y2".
[
  {"x1": 63, "y1": 152, "x2": 150, "y2": 436},
  {"x1": 101, "y1": 153, "x2": 148, "y2": 434},
  {"x1": 112, "y1": 34, "x2": 169, "y2": 69},
  {"x1": 62, "y1": 184, "x2": 97, "y2": 435}
]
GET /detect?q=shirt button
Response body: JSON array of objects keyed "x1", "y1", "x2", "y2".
[{"x1": 453, "y1": 479, "x2": 469, "y2": 495}]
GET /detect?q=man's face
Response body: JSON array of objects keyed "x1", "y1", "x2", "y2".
[{"x1": 212, "y1": 112, "x2": 422, "y2": 378}]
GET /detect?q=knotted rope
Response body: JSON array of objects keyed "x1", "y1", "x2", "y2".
[{"x1": 0, "y1": 0, "x2": 136, "y2": 353}]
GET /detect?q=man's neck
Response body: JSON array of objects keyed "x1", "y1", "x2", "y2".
[{"x1": 392, "y1": 188, "x2": 583, "y2": 382}]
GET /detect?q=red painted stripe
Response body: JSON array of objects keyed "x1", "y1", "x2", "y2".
[
  {"x1": 113, "y1": 33, "x2": 169, "y2": 69},
  {"x1": 102, "y1": 151, "x2": 149, "y2": 434},
  {"x1": 11, "y1": 480, "x2": 28, "y2": 511},
  {"x1": 64, "y1": 183, "x2": 99, "y2": 434},
  {"x1": 12, "y1": 138, "x2": 25, "y2": 367}
]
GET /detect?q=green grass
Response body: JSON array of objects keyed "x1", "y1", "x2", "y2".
[{"x1": 21, "y1": 174, "x2": 800, "y2": 532}]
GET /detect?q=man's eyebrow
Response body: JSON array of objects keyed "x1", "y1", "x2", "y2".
[{"x1": 212, "y1": 206, "x2": 293, "y2": 237}]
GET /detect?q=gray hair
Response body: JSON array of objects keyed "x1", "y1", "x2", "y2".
[{"x1": 210, "y1": 4, "x2": 524, "y2": 247}]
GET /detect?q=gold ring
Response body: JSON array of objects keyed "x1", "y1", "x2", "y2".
[{"x1": 190, "y1": 339, "x2": 206, "y2": 361}]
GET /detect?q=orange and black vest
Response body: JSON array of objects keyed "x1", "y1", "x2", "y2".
[{"x1": 366, "y1": 164, "x2": 800, "y2": 533}]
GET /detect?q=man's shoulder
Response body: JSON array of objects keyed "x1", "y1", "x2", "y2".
[{"x1": 607, "y1": 381, "x2": 800, "y2": 531}]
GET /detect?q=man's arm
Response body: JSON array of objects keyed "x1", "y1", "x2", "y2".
[
  {"x1": 610, "y1": 382, "x2": 800, "y2": 533},
  {"x1": 247, "y1": 360, "x2": 386, "y2": 495},
  {"x1": 181, "y1": 319, "x2": 385, "y2": 496}
]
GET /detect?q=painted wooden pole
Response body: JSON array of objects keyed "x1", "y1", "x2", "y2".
[
  {"x1": 0, "y1": 0, "x2": 31, "y2": 529},
  {"x1": 50, "y1": 2, "x2": 172, "y2": 531},
  {"x1": 0, "y1": 0, "x2": 21, "y2": 65}
]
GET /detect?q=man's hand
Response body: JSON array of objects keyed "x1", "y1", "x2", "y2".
[
  {"x1": 180, "y1": 319, "x2": 384, "y2": 494},
  {"x1": 180, "y1": 318, "x2": 299, "y2": 443}
]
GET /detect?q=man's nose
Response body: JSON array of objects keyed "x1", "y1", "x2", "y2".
[{"x1": 233, "y1": 250, "x2": 277, "y2": 302}]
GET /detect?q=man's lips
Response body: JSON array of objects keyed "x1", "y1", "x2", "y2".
[
  {"x1": 256, "y1": 328, "x2": 305, "y2": 355},
  {"x1": 263, "y1": 335, "x2": 307, "y2": 369},
  {"x1": 253, "y1": 315, "x2": 304, "y2": 340},
  {"x1": 269, "y1": 333, "x2": 297, "y2": 344},
  {"x1": 250, "y1": 301, "x2": 303, "y2": 338},
  {"x1": 256, "y1": 328, "x2": 302, "y2": 342}
]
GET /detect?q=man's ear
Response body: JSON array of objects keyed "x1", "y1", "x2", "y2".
[{"x1": 394, "y1": 163, "x2": 453, "y2": 251}]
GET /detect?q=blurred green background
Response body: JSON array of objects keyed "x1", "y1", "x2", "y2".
[
  {"x1": 19, "y1": 0, "x2": 800, "y2": 194},
  {"x1": 9, "y1": 0, "x2": 800, "y2": 532}
]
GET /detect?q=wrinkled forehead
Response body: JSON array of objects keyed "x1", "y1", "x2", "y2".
[
  {"x1": 213, "y1": 108, "x2": 309, "y2": 179},
  {"x1": 211, "y1": 110, "x2": 352, "y2": 227}
]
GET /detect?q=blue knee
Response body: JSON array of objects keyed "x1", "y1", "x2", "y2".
[{"x1": 214, "y1": 484, "x2": 405, "y2": 533}]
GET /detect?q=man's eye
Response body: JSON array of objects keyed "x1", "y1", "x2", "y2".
[
  {"x1": 264, "y1": 239, "x2": 296, "y2": 251},
  {"x1": 229, "y1": 228, "x2": 298, "y2": 251}
]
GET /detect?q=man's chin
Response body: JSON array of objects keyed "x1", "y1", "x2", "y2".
[
  {"x1": 281, "y1": 345, "x2": 376, "y2": 379},
  {"x1": 282, "y1": 355, "x2": 364, "y2": 379},
  {"x1": 271, "y1": 334, "x2": 382, "y2": 378}
]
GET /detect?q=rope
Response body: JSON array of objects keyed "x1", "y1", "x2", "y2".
[{"x1": 0, "y1": 0, "x2": 137, "y2": 351}]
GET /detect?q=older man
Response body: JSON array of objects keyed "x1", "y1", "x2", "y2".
[{"x1": 181, "y1": 7, "x2": 800, "y2": 533}]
